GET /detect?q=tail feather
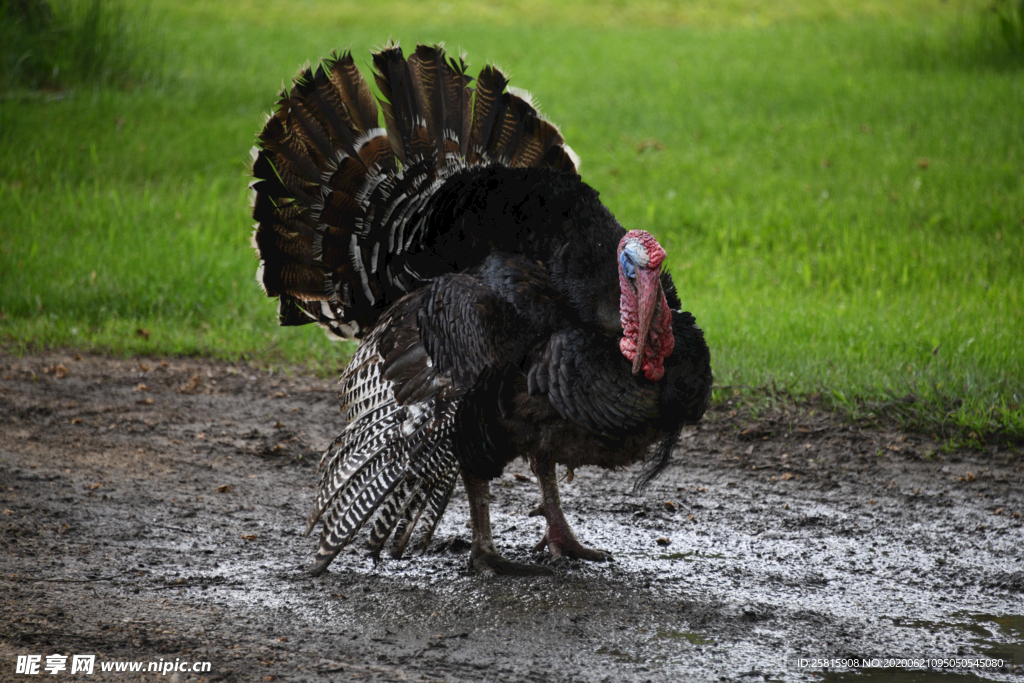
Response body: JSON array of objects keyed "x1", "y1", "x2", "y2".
[
  {"x1": 372, "y1": 44, "x2": 425, "y2": 166},
  {"x1": 466, "y1": 65, "x2": 508, "y2": 166},
  {"x1": 315, "y1": 53, "x2": 378, "y2": 161},
  {"x1": 324, "y1": 52, "x2": 379, "y2": 133},
  {"x1": 406, "y1": 43, "x2": 473, "y2": 168},
  {"x1": 288, "y1": 95, "x2": 335, "y2": 163}
]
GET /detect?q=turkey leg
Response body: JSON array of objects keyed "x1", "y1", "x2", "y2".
[
  {"x1": 462, "y1": 472, "x2": 553, "y2": 576},
  {"x1": 528, "y1": 457, "x2": 612, "y2": 561}
]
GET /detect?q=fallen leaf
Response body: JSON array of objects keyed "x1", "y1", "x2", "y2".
[
  {"x1": 71, "y1": 418, "x2": 83, "y2": 424},
  {"x1": 216, "y1": 484, "x2": 233, "y2": 494},
  {"x1": 85, "y1": 483, "x2": 102, "y2": 490},
  {"x1": 134, "y1": 383, "x2": 149, "y2": 392},
  {"x1": 179, "y1": 376, "x2": 202, "y2": 394},
  {"x1": 917, "y1": 157, "x2": 930, "y2": 169},
  {"x1": 242, "y1": 534, "x2": 258, "y2": 541},
  {"x1": 781, "y1": 472, "x2": 794, "y2": 481},
  {"x1": 664, "y1": 501, "x2": 676, "y2": 511},
  {"x1": 636, "y1": 139, "x2": 665, "y2": 153},
  {"x1": 994, "y1": 507, "x2": 1003, "y2": 515}
]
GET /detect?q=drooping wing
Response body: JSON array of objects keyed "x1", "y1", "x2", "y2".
[{"x1": 305, "y1": 272, "x2": 534, "y2": 574}]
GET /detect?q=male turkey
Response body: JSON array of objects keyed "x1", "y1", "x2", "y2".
[{"x1": 250, "y1": 43, "x2": 712, "y2": 575}]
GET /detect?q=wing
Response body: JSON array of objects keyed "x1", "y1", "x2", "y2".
[
  {"x1": 305, "y1": 271, "x2": 534, "y2": 574},
  {"x1": 526, "y1": 327, "x2": 661, "y2": 440}
]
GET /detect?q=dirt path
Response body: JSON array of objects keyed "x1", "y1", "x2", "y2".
[{"x1": 1, "y1": 351, "x2": 1022, "y2": 682}]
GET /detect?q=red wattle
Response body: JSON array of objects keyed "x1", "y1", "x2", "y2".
[{"x1": 617, "y1": 230, "x2": 675, "y2": 382}]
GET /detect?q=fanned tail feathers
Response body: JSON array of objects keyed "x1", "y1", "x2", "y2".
[{"x1": 251, "y1": 42, "x2": 579, "y2": 341}]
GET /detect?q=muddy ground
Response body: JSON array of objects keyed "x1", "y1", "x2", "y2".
[{"x1": 1, "y1": 351, "x2": 1022, "y2": 683}]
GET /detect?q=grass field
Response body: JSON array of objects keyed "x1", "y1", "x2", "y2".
[{"x1": 1, "y1": 0, "x2": 1022, "y2": 443}]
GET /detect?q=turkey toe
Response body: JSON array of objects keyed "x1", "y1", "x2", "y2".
[
  {"x1": 470, "y1": 549, "x2": 555, "y2": 576},
  {"x1": 534, "y1": 534, "x2": 612, "y2": 562}
]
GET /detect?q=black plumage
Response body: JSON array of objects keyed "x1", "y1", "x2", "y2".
[{"x1": 250, "y1": 42, "x2": 712, "y2": 575}]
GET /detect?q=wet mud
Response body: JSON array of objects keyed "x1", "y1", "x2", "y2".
[{"x1": 1, "y1": 351, "x2": 1022, "y2": 682}]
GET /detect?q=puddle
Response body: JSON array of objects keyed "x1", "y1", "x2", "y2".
[
  {"x1": 654, "y1": 551, "x2": 729, "y2": 561},
  {"x1": 889, "y1": 612, "x2": 1024, "y2": 666},
  {"x1": 655, "y1": 629, "x2": 713, "y2": 645},
  {"x1": 596, "y1": 646, "x2": 644, "y2": 663},
  {"x1": 958, "y1": 613, "x2": 1024, "y2": 665}
]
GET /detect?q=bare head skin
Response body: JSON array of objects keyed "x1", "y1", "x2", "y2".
[{"x1": 617, "y1": 230, "x2": 674, "y2": 381}]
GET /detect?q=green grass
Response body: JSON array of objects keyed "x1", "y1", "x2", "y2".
[
  {"x1": 1, "y1": 0, "x2": 157, "y2": 92},
  {"x1": 1, "y1": 1, "x2": 1021, "y2": 442}
]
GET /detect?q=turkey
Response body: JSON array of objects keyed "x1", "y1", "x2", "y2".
[{"x1": 250, "y1": 43, "x2": 713, "y2": 576}]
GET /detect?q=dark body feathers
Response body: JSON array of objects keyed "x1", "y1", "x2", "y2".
[{"x1": 251, "y1": 43, "x2": 712, "y2": 574}]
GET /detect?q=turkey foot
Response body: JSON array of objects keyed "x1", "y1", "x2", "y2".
[
  {"x1": 463, "y1": 472, "x2": 554, "y2": 576},
  {"x1": 470, "y1": 544, "x2": 554, "y2": 576},
  {"x1": 529, "y1": 458, "x2": 612, "y2": 562},
  {"x1": 530, "y1": 529, "x2": 611, "y2": 562}
]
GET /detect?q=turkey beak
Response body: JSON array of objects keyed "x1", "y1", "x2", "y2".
[{"x1": 631, "y1": 269, "x2": 662, "y2": 376}]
